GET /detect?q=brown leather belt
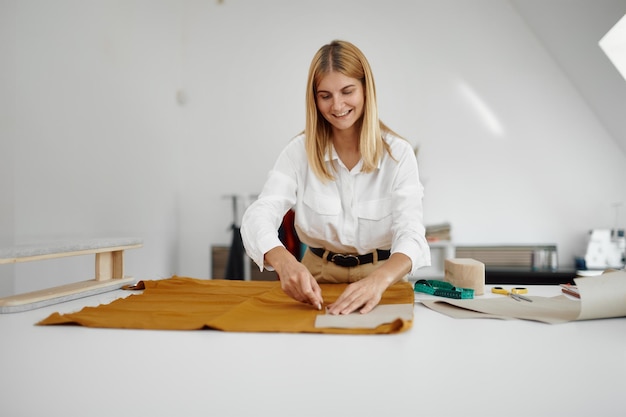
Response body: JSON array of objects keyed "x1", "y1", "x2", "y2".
[{"x1": 309, "y1": 247, "x2": 391, "y2": 267}]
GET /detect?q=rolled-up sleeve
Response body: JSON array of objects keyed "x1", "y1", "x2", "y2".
[
  {"x1": 389, "y1": 141, "x2": 431, "y2": 275},
  {"x1": 241, "y1": 149, "x2": 298, "y2": 271}
]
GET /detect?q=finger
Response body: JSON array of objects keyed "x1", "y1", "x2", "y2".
[
  {"x1": 328, "y1": 289, "x2": 362, "y2": 315},
  {"x1": 281, "y1": 279, "x2": 307, "y2": 304},
  {"x1": 281, "y1": 273, "x2": 323, "y2": 309},
  {"x1": 339, "y1": 299, "x2": 365, "y2": 315},
  {"x1": 358, "y1": 297, "x2": 380, "y2": 314},
  {"x1": 313, "y1": 278, "x2": 324, "y2": 307},
  {"x1": 301, "y1": 276, "x2": 324, "y2": 310}
]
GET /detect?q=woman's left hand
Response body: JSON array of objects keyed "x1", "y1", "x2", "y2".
[
  {"x1": 325, "y1": 253, "x2": 412, "y2": 315},
  {"x1": 325, "y1": 276, "x2": 389, "y2": 315}
]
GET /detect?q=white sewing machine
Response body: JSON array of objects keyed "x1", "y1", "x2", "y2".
[{"x1": 584, "y1": 229, "x2": 626, "y2": 270}]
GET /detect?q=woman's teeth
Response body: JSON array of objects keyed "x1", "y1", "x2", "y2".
[{"x1": 335, "y1": 110, "x2": 350, "y2": 117}]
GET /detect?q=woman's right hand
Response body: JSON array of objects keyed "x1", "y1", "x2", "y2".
[{"x1": 265, "y1": 246, "x2": 324, "y2": 310}]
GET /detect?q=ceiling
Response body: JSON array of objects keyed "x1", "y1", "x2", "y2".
[{"x1": 512, "y1": 0, "x2": 626, "y2": 155}]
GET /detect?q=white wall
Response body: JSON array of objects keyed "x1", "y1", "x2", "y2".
[
  {"x1": 176, "y1": 0, "x2": 626, "y2": 277},
  {"x1": 2, "y1": 0, "x2": 626, "y2": 295},
  {"x1": 3, "y1": 0, "x2": 183, "y2": 294},
  {"x1": 0, "y1": 0, "x2": 16, "y2": 295}
]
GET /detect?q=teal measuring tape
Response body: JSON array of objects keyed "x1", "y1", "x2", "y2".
[{"x1": 414, "y1": 279, "x2": 474, "y2": 299}]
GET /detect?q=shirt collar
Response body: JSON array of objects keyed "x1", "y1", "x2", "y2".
[
  {"x1": 325, "y1": 144, "x2": 339, "y2": 163},
  {"x1": 323, "y1": 143, "x2": 382, "y2": 171}
]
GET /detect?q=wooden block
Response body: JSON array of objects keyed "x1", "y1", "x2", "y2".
[
  {"x1": 96, "y1": 250, "x2": 124, "y2": 281},
  {"x1": 445, "y1": 258, "x2": 485, "y2": 295}
]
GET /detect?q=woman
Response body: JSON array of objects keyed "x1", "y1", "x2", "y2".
[{"x1": 241, "y1": 40, "x2": 430, "y2": 315}]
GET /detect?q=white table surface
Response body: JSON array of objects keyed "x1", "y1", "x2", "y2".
[{"x1": 0, "y1": 284, "x2": 624, "y2": 417}]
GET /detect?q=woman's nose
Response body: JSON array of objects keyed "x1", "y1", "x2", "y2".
[{"x1": 331, "y1": 96, "x2": 343, "y2": 111}]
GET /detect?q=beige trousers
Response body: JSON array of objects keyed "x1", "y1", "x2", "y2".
[{"x1": 301, "y1": 248, "x2": 387, "y2": 284}]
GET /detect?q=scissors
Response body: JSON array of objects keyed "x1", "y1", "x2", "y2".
[{"x1": 491, "y1": 287, "x2": 533, "y2": 302}]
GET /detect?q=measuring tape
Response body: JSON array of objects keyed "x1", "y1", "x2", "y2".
[{"x1": 414, "y1": 279, "x2": 474, "y2": 299}]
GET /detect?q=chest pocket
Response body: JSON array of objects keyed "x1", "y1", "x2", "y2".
[
  {"x1": 300, "y1": 190, "x2": 341, "y2": 241},
  {"x1": 357, "y1": 198, "x2": 393, "y2": 248},
  {"x1": 302, "y1": 191, "x2": 341, "y2": 216}
]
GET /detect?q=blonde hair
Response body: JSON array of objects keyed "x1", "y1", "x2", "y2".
[{"x1": 304, "y1": 40, "x2": 395, "y2": 181}]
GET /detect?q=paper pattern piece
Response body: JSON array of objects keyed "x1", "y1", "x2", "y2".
[
  {"x1": 315, "y1": 304, "x2": 414, "y2": 329},
  {"x1": 421, "y1": 270, "x2": 626, "y2": 324},
  {"x1": 575, "y1": 271, "x2": 626, "y2": 320},
  {"x1": 37, "y1": 276, "x2": 415, "y2": 334}
]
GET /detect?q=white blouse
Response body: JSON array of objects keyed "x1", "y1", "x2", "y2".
[{"x1": 241, "y1": 132, "x2": 431, "y2": 275}]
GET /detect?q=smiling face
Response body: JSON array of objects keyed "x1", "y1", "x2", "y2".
[{"x1": 315, "y1": 71, "x2": 365, "y2": 135}]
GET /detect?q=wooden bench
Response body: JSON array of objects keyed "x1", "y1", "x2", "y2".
[{"x1": 0, "y1": 238, "x2": 143, "y2": 313}]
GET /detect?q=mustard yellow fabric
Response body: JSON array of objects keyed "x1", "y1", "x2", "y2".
[{"x1": 38, "y1": 276, "x2": 414, "y2": 334}]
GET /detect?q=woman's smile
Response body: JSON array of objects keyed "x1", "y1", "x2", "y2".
[{"x1": 333, "y1": 109, "x2": 351, "y2": 118}]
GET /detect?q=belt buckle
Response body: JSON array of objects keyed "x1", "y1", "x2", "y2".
[{"x1": 331, "y1": 253, "x2": 360, "y2": 267}]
